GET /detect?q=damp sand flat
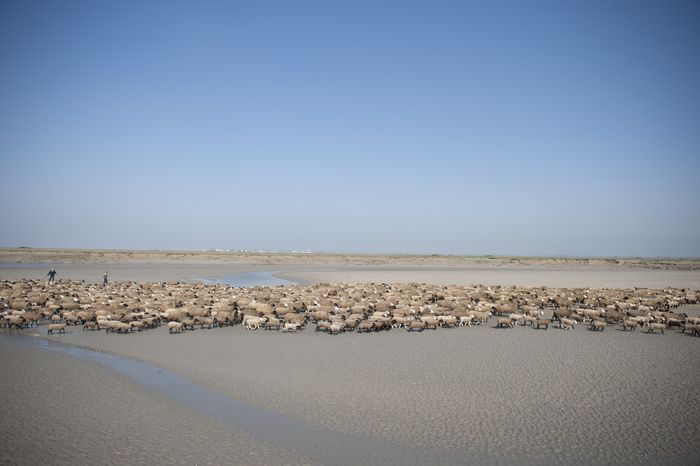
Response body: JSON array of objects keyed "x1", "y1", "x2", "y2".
[
  {"x1": 0, "y1": 336, "x2": 310, "y2": 466},
  {"x1": 2, "y1": 253, "x2": 700, "y2": 464},
  {"x1": 2, "y1": 261, "x2": 700, "y2": 290},
  {"x1": 33, "y1": 311, "x2": 700, "y2": 466},
  {"x1": 2, "y1": 248, "x2": 700, "y2": 289}
]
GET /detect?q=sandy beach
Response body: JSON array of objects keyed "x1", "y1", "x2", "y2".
[{"x1": 2, "y1": 249, "x2": 700, "y2": 465}]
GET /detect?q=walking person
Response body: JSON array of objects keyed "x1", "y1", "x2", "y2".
[
  {"x1": 103, "y1": 271, "x2": 108, "y2": 286},
  {"x1": 47, "y1": 268, "x2": 57, "y2": 282}
]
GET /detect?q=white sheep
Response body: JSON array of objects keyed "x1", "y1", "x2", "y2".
[
  {"x1": 559, "y1": 318, "x2": 576, "y2": 330},
  {"x1": 167, "y1": 321, "x2": 183, "y2": 334},
  {"x1": 282, "y1": 322, "x2": 300, "y2": 333},
  {"x1": 47, "y1": 323, "x2": 67, "y2": 334}
]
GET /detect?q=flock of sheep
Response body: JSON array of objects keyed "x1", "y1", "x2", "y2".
[{"x1": 1, "y1": 279, "x2": 699, "y2": 337}]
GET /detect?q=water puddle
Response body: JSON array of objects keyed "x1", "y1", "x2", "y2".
[
  {"x1": 6, "y1": 334, "x2": 471, "y2": 465},
  {"x1": 203, "y1": 271, "x2": 298, "y2": 287}
]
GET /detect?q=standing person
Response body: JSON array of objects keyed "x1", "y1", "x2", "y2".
[
  {"x1": 103, "y1": 271, "x2": 108, "y2": 286},
  {"x1": 47, "y1": 268, "x2": 57, "y2": 282}
]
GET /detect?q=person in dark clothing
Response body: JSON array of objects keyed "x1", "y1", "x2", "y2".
[
  {"x1": 47, "y1": 268, "x2": 57, "y2": 282},
  {"x1": 103, "y1": 271, "x2": 108, "y2": 286}
]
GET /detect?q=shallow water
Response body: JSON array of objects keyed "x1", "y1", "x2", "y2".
[
  {"x1": 204, "y1": 271, "x2": 298, "y2": 287},
  {"x1": 7, "y1": 334, "x2": 474, "y2": 466}
]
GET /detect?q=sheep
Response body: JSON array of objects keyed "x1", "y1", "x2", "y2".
[
  {"x1": 3, "y1": 315, "x2": 24, "y2": 329},
  {"x1": 167, "y1": 321, "x2": 183, "y2": 334},
  {"x1": 282, "y1": 322, "x2": 300, "y2": 333},
  {"x1": 559, "y1": 318, "x2": 576, "y2": 330},
  {"x1": 407, "y1": 321, "x2": 426, "y2": 332},
  {"x1": 130, "y1": 321, "x2": 144, "y2": 332},
  {"x1": 459, "y1": 315, "x2": 474, "y2": 327},
  {"x1": 197, "y1": 317, "x2": 214, "y2": 329},
  {"x1": 437, "y1": 315, "x2": 458, "y2": 328},
  {"x1": 665, "y1": 318, "x2": 684, "y2": 329},
  {"x1": 263, "y1": 317, "x2": 280, "y2": 331},
  {"x1": 521, "y1": 314, "x2": 537, "y2": 327},
  {"x1": 358, "y1": 321, "x2": 376, "y2": 333},
  {"x1": 392, "y1": 316, "x2": 412, "y2": 328},
  {"x1": 496, "y1": 317, "x2": 513, "y2": 328},
  {"x1": 329, "y1": 322, "x2": 345, "y2": 335},
  {"x1": 647, "y1": 322, "x2": 666, "y2": 334},
  {"x1": 47, "y1": 323, "x2": 67, "y2": 334},
  {"x1": 590, "y1": 320, "x2": 607, "y2": 331},
  {"x1": 82, "y1": 321, "x2": 98, "y2": 331},
  {"x1": 21, "y1": 311, "x2": 41, "y2": 327},
  {"x1": 535, "y1": 319, "x2": 550, "y2": 330},
  {"x1": 581, "y1": 309, "x2": 604, "y2": 321},
  {"x1": 115, "y1": 322, "x2": 131, "y2": 334},
  {"x1": 103, "y1": 320, "x2": 121, "y2": 333},
  {"x1": 470, "y1": 311, "x2": 490, "y2": 325},
  {"x1": 315, "y1": 321, "x2": 331, "y2": 332},
  {"x1": 622, "y1": 318, "x2": 641, "y2": 331},
  {"x1": 421, "y1": 317, "x2": 438, "y2": 330},
  {"x1": 508, "y1": 313, "x2": 526, "y2": 326},
  {"x1": 680, "y1": 323, "x2": 699, "y2": 335},
  {"x1": 181, "y1": 319, "x2": 196, "y2": 331},
  {"x1": 244, "y1": 317, "x2": 263, "y2": 330}
]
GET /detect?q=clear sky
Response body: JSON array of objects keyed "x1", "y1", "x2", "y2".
[{"x1": 1, "y1": 0, "x2": 699, "y2": 257}]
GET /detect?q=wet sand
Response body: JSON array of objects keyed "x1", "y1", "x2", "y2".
[
  {"x1": 0, "y1": 336, "x2": 310, "y2": 466},
  {"x1": 28, "y1": 310, "x2": 700, "y2": 465},
  {"x1": 2, "y1": 249, "x2": 700, "y2": 465}
]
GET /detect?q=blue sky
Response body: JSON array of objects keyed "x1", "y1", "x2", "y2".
[{"x1": 1, "y1": 0, "x2": 699, "y2": 257}]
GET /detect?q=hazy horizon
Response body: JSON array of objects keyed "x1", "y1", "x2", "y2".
[
  {"x1": 3, "y1": 245, "x2": 699, "y2": 261},
  {"x1": 2, "y1": 1, "x2": 699, "y2": 257}
]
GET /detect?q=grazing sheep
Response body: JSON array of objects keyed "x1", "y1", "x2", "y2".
[{"x1": 47, "y1": 323, "x2": 67, "y2": 334}]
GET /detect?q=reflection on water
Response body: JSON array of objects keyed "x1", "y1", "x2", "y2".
[
  {"x1": 5, "y1": 334, "x2": 470, "y2": 466},
  {"x1": 203, "y1": 271, "x2": 297, "y2": 287}
]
